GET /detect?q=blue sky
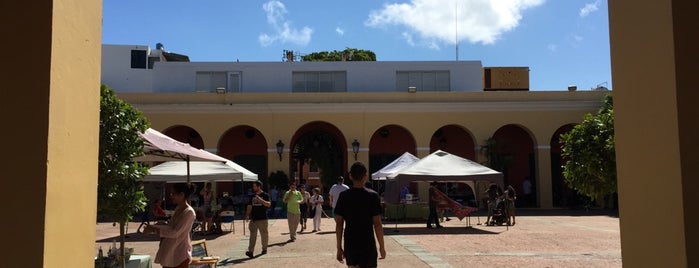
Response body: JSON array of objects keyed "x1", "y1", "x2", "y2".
[{"x1": 103, "y1": 0, "x2": 611, "y2": 91}]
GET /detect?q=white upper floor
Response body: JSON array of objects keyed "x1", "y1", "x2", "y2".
[{"x1": 101, "y1": 44, "x2": 485, "y2": 93}]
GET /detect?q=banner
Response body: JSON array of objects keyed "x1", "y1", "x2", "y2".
[{"x1": 434, "y1": 188, "x2": 478, "y2": 221}]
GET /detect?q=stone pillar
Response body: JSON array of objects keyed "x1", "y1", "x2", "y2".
[
  {"x1": 2, "y1": 0, "x2": 101, "y2": 267},
  {"x1": 610, "y1": 0, "x2": 698, "y2": 266},
  {"x1": 535, "y1": 146, "x2": 553, "y2": 208}
]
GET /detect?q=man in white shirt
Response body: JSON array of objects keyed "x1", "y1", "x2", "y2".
[{"x1": 328, "y1": 176, "x2": 349, "y2": 218}]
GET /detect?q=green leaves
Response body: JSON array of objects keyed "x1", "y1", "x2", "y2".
[
  {"x1": 98, "y1": 84, "x2": 150, "y2": 224},
  {"x1": 560, "y1": 94, "x2": 616, "y2": 201},
  {"x1": 301, "y1": 47, "x2": 377, "y2": 61}
]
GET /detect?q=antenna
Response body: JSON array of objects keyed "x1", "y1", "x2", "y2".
[{"x1": 455, "y1": 0, "x2": 459, "y2": 61}]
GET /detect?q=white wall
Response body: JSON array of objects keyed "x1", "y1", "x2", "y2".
[
  {"x1": 102, "y1": 44, "x2": 484, "y2": 93},
  {"x1": 150, "y1": 61, "x2": 484, "y2": 93},
  {"x1": 101, "y1": 45, "x2": 153, "y2": 92}
]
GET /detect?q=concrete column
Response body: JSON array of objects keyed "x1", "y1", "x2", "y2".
[
  {"x1": 610, "y1": 0, "x2": 698, "y2": 266},
  {"x1": 2, "y1": 0, "x2": 101, "y2": 267},
  {"x1": 535, "y1": 146, "x2": 553, "y2": 208}
]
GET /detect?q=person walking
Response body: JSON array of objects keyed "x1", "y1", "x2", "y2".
[
  {"x1": 269, "y1": 186, "x2": 279, "y2": 218},
  {"x1": 283, "y1": 182, "x2": 303, "y2": 242},
  {"x1": 144, "y1": 183, "x2": 196, "y2": 268},
  {"x1": 244, "y1": 181, "x2": 271, "y2": 258},
  {"x1": 426, "y1": 181, "x2": 443, "y2": 229},
  {"x1": 505, "y1": 185, "x2": 517, "y2": 225},
  {"x1": 335, "y1": 162, "x2": 386, "y2": 267},
  {"x1": 329, "y1": 176, "x2": 349, "y2": 218},
  {"x1": 298, "y1": 185, "x2": 311, "y2": 232},
  {"x1": 310, "y1": 187, "x2": 324, "y2": 232}
]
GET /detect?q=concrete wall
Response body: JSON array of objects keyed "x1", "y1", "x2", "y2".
[
  {"x1": 104, "y1": 56, "x2": 485, "y2": 93},
  {"x1": 101, "y1": 44, "x2": 153, "y2": 92},
  {"x1": 3, "y1": 0, "x2": 101, "y2": 266},
  {"x1": 610, "y1": 0, "x2": 698, "y2": 266}
]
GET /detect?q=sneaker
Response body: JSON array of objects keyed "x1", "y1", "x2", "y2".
[
  {"x1": 261, "y1": 250, "x2": 267, "y2": 255},
  {"x1": 245, "y1": 251, "x2": 253, "y2": 258}
]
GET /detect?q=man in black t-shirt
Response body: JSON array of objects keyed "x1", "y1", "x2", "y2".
[
  {"x1": 245, "y1": 181, "x2": 271, "y2": 258},
  {"x1": 335, "y1": 162, "x2": 386, "y2": 268}
]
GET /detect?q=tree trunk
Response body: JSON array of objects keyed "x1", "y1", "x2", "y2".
[{"x1": 119, "y1": 221, "x2": 126, "y2": 268}]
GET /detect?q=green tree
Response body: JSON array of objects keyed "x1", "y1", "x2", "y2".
[
  {"x1": 301, "y1": 47, "x2": 376, "y2": 61},
  {"x1": 98, "y1": 84, "x2": 150, "y2": 266},
  {"x1": 560, "y1": 94, "x2": 616, "y2": 201}
]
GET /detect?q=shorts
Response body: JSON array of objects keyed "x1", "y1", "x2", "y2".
[{"x1": 344, "y1": 246, "x2": 378, "y2": 268}]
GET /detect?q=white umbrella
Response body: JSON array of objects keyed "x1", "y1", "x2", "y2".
[
  {"x1": 144, "y1": 161, "x2": 258, "y2": 182},
  {"x1": 135, "y1": 128, "x2": 230, "y2": 183}
]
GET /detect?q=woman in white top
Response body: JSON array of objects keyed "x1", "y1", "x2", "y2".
[
  {"x1": 145, "y1": 183, "x2": 196, "y2": 268},
  {"x1": 310, "y1": 188, "x2": 324, "y2": 232}
]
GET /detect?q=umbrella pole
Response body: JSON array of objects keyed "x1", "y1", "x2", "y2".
[{"x1": 186, "y1": 156, "x2": 191, "y2": 184}]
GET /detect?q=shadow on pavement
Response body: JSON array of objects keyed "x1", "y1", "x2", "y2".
[
  {"x1": 384, "y1": 226, "x2": 502, "y2": 236},
  {"x1": 96, "y1": 230, "x2": 232, "y2": 243}
]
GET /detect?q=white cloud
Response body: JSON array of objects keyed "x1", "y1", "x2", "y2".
[
  {"x1": 366, "y1": 0, "x2": 545, "y2": 46},
  {"x1": 258, "y1": 0, "x2": 313, "y2": 46},
  {"x1": 579, "y1": 1, "x2": 599, "y2": 18},
  {"x1": 547, "y1": 43, "x2": 557, "y2": 52},
  {"x1": 336, "y1": 27, "x2": 345, "y2": 36}
]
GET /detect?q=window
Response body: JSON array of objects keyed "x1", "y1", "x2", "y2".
[
  {"x1": 292, "y1": 71, "x2": 347, "y2": 92},
  {"x1": 130, "y1": 50, "x2": 147, "y2": 69},
  {"x1": 396, "y1": 71, "x2": 450, "y2": 92},
  {"x1": 195, "y1": 71, "x2": 241, "y2": 93}
]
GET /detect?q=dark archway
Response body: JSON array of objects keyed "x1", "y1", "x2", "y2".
[
  {"x1": 368, "y1": 124, "x2": 416, "y2": 180},
  {"x1": 290, "y1": 121, "x2": 347, "y2": 192},
  {"x1": 430, "y1": 124, "x2": 476, "y2": 160},
  {"x1": 492, "y1": 124, "x2": 536, "y2": 207},
  {"x1": 163, "y1": 125, "x2": 204, "y2": 149},
  {"x1": 550, "y1": 124, "x2": 588, "y2": 208},
  {"x1": 217, "y1": 125, "x2": 268, "y2": 196}
]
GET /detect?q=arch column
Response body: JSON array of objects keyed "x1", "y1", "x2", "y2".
[
  {"x1": 611, "y1": 0, "x2": 698, "y2": 266},
  {"x1": 4, "y1": 0, "x2": 102, "y2": 267},
  {"x1": 535, "y1": 146, "x2": 553, "y2": 208}
]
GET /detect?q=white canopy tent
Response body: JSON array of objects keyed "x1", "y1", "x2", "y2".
[
  {"x1": 144, "y1": 161, "x2": 258, "y2": 182},
  {"x1": 384, "y1": 150, "x2": 503, "y2": 204},
  {"x1": 371, "y1": 152, "x2": 420, "y2": 180}
]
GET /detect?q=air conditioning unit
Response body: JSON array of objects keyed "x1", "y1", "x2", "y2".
[
  {"x1": 215, "y1": 87, "x2": 226, "y2": 94},
  {"x1": 408, "y1": 86, "x2": 417, "y2": 93}
]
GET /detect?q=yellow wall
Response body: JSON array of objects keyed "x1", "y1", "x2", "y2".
[
  {"x1": 610, "y1": 0, "x2": 697, "y2": 266},
  {"x1": 121, "y1": 91, "x2": 606, "y2": 208},
  {"x1": 3, "y1": 0, "x2": 101, "y2": 266}
]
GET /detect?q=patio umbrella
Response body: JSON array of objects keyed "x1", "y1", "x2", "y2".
[{"x1": 135, "y1": 128, "x2": 230, "y2": 183}]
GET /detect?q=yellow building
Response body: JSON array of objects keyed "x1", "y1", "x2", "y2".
[{"x1": 5, "y1": 1, "x2": 696, "y2": 267}]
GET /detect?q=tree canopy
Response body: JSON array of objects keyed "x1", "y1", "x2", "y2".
[
  {"x1": 301, "y1": 48, "x2": 376, "y2": 61},
  {"x1": 560, "y1": 94, "x2": 616, "y2": 201},
  {"x1": 98, "y1": 84, "x2": 150, "y2": 264}
]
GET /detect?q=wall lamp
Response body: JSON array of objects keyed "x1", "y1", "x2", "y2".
[
  {"x1": 276, "y1": 140, "x2": 284, "y2": 161},
  {"x1": 352, "y1": 139, "x2": 360, "y2": 160}
]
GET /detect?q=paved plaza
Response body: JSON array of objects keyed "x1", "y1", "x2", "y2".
[{"x1": 96, "y1": 210, "x2": 621, "y2": 267}]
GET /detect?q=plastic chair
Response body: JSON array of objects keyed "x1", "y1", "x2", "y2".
[{"x1": 218, "y1": 210, "x2": 235, "y2": 233}]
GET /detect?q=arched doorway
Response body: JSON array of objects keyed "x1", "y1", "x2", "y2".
[
  {"x1": 163, "y1": 125, "x2": 204, "y2": 149},
  {"x1": 550, "y1": 124, "x2": 588, "y2": 208},
  {"x1": 290, "y1": 121, "x2": 347, "y2": 192},
  {"x1": 218, "y1": 125, "x2": 268, "y2": 196},
  {"x1": 429, "y1": 124, "x2": 476, "y2": 160},
  {"x1": 368, "y1": 124, "x2": 416, "y2": 175},
  {"x1": 369, "y1": 125, "x2": 416, "y2": 194},
  {"x1": 491, "y1": 124, "x2": 536, "y2": 207}
]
